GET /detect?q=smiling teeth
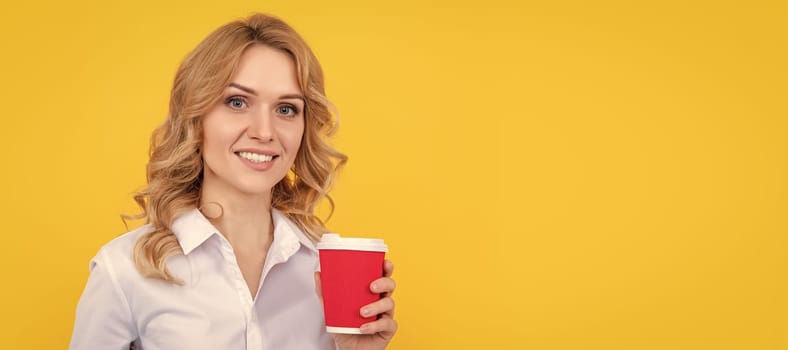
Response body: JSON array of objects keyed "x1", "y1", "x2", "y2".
[{"x1": 238, "y1": 152, "x2": 274, "y2": 163}]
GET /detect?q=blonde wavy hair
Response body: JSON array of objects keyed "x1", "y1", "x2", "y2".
[{"x1": 127, "y1": 13, "x2": 347, "y2": 283}]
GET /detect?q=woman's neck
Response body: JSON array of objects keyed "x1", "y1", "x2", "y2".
[{"x1": 200, "y1": 181, "x2": 275, "y2": 254}]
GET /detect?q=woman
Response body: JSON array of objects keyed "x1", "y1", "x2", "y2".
[{"x1": 69, "y1": 13, "x2": 397, "y2": 350}]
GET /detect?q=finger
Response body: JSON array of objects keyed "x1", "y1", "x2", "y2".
[
  {"x1": 383, "y1": 260, "x2": 394, "y2": 278},
  {"x1": 360, "y1": 296, "x2": 395, "y2": 318},
  {"x1": 370, "y1": 277, "x2": 396, "y2": 294},
  {"x1": 314, "y1": 272, "x2": 323, "y2": 301},
  {"x1": 360, "y1": 314, "x2": 398, "y2": 336}
]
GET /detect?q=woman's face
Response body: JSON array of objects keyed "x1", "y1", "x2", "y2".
[{"x1": 201, "y1": 44, "x2": 305, "y2": 198}]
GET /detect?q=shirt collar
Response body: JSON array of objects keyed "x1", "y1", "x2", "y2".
[
  {"x1": 171, "y1": 208, "x2": 318, "y2": 255},
  {"x1": 171, "y1": 208, "x2": 220, "y2": 255},
  {"x1": 272, "y1": 209, "x2": 318, "y2": 254}
]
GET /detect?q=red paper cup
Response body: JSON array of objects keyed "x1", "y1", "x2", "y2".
[{"x1": 317, "y1": 234, "x2": 388, "y2": 334}]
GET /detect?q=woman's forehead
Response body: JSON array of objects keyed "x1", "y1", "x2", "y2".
[{"x1": 228, "y1": 45, "x2": 302, "y2": 98}]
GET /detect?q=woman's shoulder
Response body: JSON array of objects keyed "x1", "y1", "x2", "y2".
[{"x1": 89, "y1": 224, "x2": 154, "y2": 277}]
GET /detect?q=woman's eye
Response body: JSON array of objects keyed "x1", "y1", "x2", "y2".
[
  {"x1": 225, "y1": 97, "x2": 247, "y2": 110},
  {"x1": 277, "y1": 105, "x2": 298, "y2": 116}
]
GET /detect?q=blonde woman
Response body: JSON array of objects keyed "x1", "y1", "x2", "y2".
[{"x1": 70, "y1": 13, "x2": 397, "y2": 350}]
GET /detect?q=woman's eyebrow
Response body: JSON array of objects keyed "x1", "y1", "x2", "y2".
[
  {"x1": 280, "y1": 94, "x2": 306, "y2": 104},
  {"x1": 228, "y1": 82, "x2": 257, "y2": 96},
  {"x1": 228, "y1": 83, "x2": 304, "y2": 103}
]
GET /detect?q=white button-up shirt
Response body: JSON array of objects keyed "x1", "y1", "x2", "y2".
[{"x1": 69, "y1": 209, "x2": 336, "y2": 350}]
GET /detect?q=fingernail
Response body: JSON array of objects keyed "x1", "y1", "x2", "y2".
[
  {"x1": 360, "y1": 324, "x2": 372, "y2": 334},
  {"x1": 370, "y1": 283, "x2": 378, "y2": 292},
  {"x1": 360, "y1": 307, "x2": 371, "y2": 317}
]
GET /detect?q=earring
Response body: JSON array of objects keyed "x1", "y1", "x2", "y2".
[{"x1": 199, "y1": 201, "x2": 224, "y2": 219}]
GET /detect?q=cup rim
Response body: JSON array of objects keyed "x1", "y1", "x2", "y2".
[{"x1": 317, "y1": 233, "x2": 388, "y2": 252}]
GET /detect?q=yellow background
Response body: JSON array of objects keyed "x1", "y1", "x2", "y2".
[{"x1": 1, "y1": 0, "x2": 786, "y2": 349}]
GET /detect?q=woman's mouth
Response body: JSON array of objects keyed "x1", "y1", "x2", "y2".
[{"x1": 236, "y1": 151, "x2": 278, "y2": 163}]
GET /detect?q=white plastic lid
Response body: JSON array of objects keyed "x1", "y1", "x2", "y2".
[{"x1": 317, "y1": 233, "x2": 388, "y2": 252}]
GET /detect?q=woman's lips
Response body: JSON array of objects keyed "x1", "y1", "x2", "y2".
[{"x1": 235, "y1": 151, "x2": 278, "y2": 171}]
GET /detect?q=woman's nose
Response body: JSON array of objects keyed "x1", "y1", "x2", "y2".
[{"x1": 246, "y1": 110, "x2": 275, "y2": 142}]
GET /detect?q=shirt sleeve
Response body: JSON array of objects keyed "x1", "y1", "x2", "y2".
[{"x1": 69, "y1": 249, "x2": 137, "y2": 350}]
